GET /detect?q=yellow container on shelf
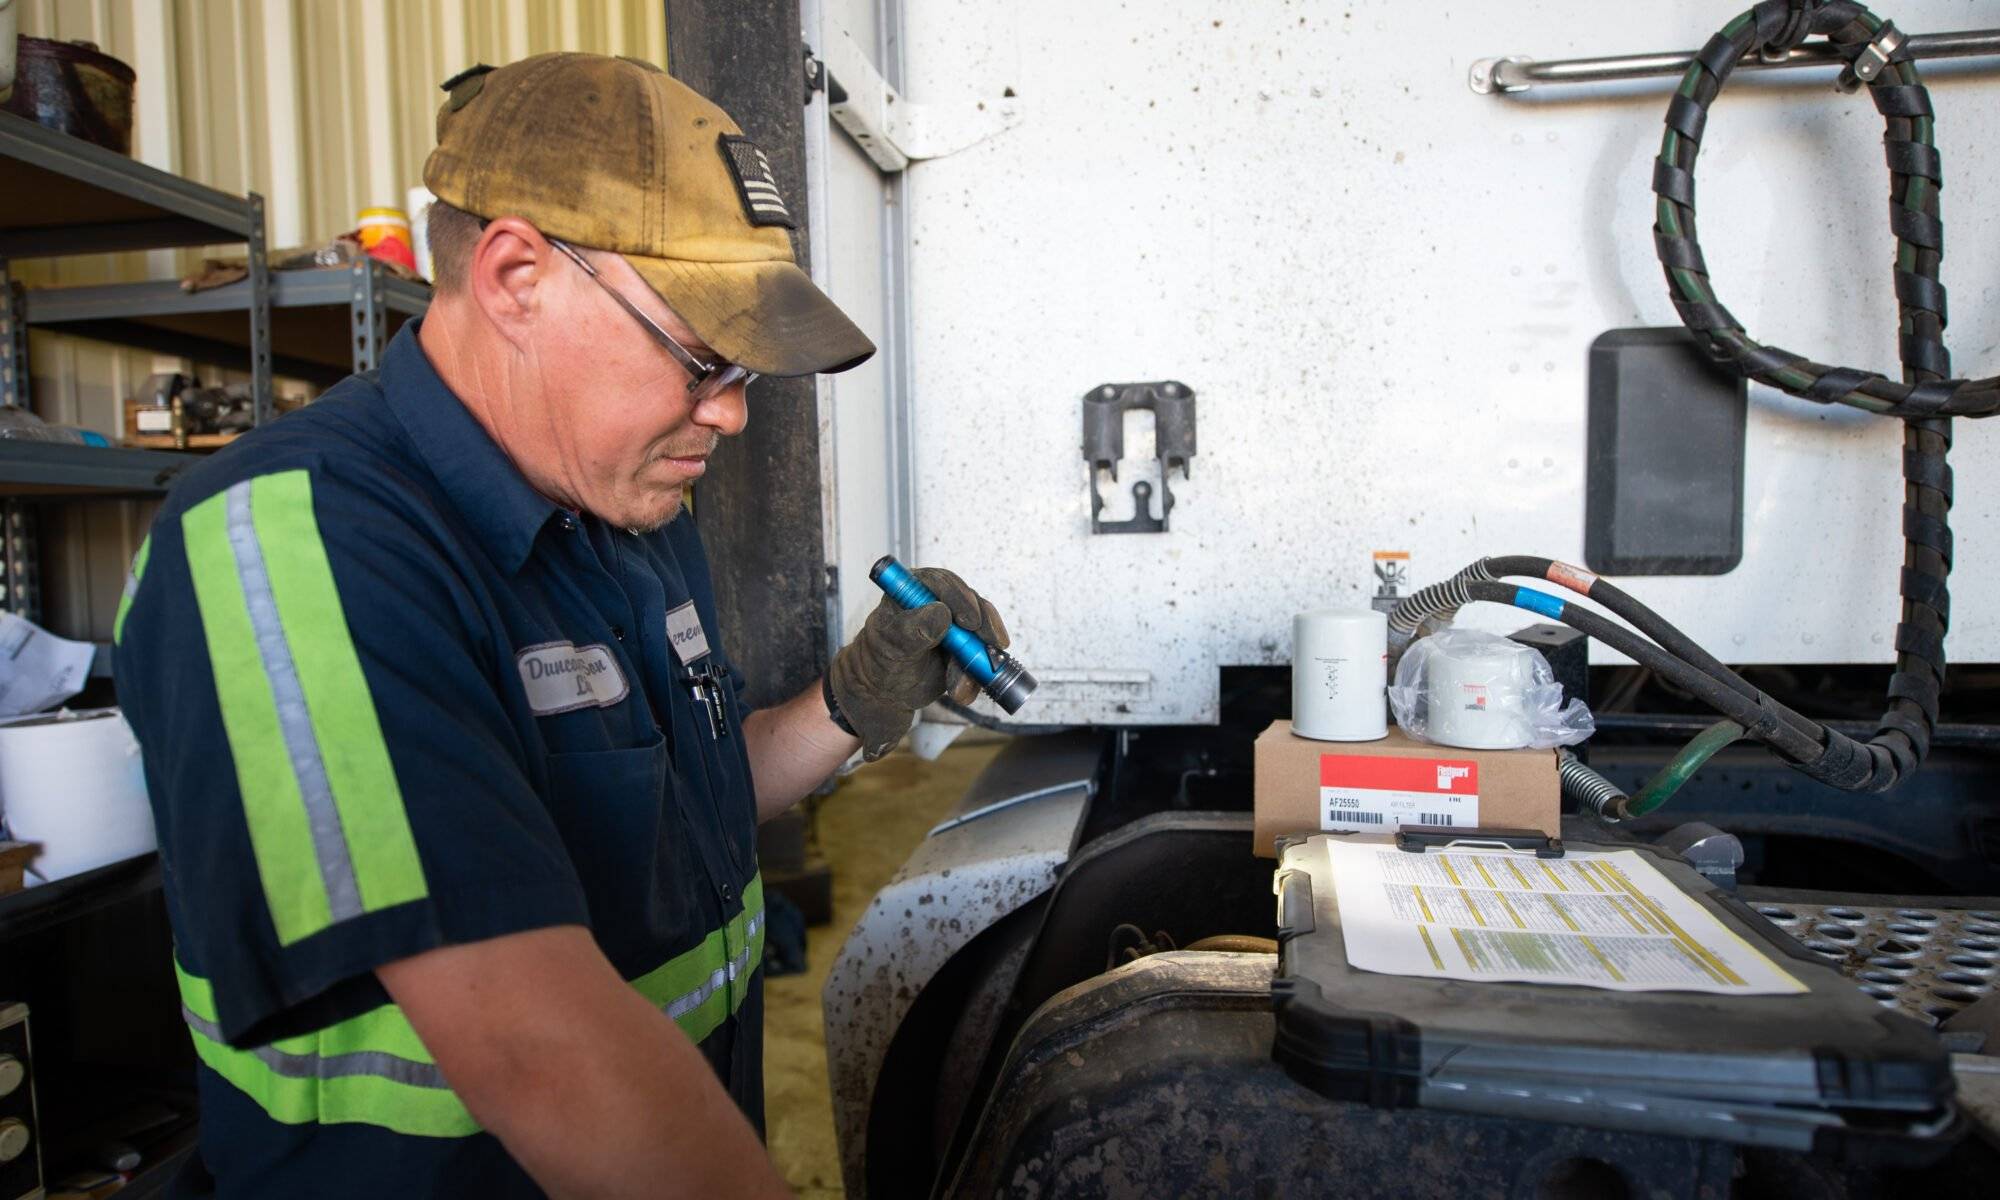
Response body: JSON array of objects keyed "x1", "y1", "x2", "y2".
[{"x1": 357, "y1": 206, "x2": 417, "y2": 272}]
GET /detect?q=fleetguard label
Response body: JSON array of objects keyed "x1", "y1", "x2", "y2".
[{"x1": 1320, "y1": 754, "x2": 1480, "y2": 831}]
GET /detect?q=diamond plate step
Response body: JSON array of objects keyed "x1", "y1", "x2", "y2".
[{"x1": 1757, "y1": 901, "x2": 2000, "y2": 1026}]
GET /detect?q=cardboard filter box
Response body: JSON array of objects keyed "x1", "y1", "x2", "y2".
[{"x1": 1253, "y1": 720, "x2": 1559, "y2": 856}]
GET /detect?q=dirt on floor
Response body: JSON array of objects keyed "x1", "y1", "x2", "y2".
[{"x1": 763, "y1": 737, "x2": 1007, "y2": 1198}]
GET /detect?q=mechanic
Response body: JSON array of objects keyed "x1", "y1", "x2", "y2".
[{"x1": 114, "y1": 53, "x2": 1010, "y2": 1198}]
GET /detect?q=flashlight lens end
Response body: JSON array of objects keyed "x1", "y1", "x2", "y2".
[{"x1": 991, "y1": 665, "x2": 1038, "y2": 714}]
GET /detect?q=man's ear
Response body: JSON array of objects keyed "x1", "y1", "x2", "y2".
[{"x1": 467, "y1": 217, "x2": 552, "y2": 348}]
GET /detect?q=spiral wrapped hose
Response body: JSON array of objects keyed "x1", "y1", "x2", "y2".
[
  {"x1": 1558, "y1": 750, "x2": 1628, "y2": 820},
  {"x1": 1647, "y1": 0, "x2": 1972, "y2": 790},
  {"x1": 1386, "y1": 3, "x2": 1978, "y2": 796}
]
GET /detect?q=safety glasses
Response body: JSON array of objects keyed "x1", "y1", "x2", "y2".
[{"x1": 548, "y1": 238, "x2": 758, "y2": 403}]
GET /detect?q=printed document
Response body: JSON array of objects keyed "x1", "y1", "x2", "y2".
[
  {"x1": 1325, "y1": 838, "x2": 1806, "y2": 994},
  {"x1": 0, "y1": 612, "x2": 95, "y2": 718}
]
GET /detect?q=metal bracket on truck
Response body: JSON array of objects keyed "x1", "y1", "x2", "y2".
[
  {"x1": 814, "y1": 24, "x2": 1021, "y2": 172},
  {"x1": 1083, "y1": 380, "x2": 1196, "y2": 535}
]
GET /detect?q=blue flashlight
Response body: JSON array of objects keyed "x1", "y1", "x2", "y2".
[{"x1": 870, "y1": 556, "x2": 1038, "y2": 714}]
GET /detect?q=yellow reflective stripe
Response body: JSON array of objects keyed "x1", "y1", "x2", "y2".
[
  {"x1": 175, "y1": 961, "x2": 478, "y2": 1139},
  {"x1": 179, "y1": 962, "x2": 436, "y2": 1065},
  {"x1": 630, "y1": 873, "x2": 766, "y2": 1044},
  {"x1": 175, "y1": 880, "x2": 764, "y2": 1137},
  {"x1": 113, "y1": 534, "x2": 151, "y2": 644},
  {"x1": 250, "y1": 471, "x2": 427, "y2": 916},
  {"x1": 181, "y1": 472, "x2": 428, "y2": 946},
  {"x1": 183, "y1": 487, "x2": 331, "y2": 943}
]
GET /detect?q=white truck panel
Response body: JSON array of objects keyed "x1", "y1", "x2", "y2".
[
  {"x1": 827, "y1": 1, "x2": 2000, "y2": 727},
  {"x1": 808, "y1": 0, "x2": 910, "y2": 651}
]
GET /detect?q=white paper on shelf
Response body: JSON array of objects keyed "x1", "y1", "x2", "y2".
[
  {"x1": 0, "y1": 612, "x2": 95, "y2": 717},
  {"x1": 1325, "y1": 837, "x2": 1807, "y2": 995}
]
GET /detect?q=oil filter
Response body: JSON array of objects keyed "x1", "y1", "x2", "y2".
[
  {"x1": 1291, "y1": 608, "x2": 1388, "y2": 741},
  {"x1": 1423, "y1": 639, "x2": 1537, "y2": 749}
]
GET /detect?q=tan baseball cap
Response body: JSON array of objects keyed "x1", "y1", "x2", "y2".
[{"x1": 423, "y1": 52, "x2": 875, "y2": 378}]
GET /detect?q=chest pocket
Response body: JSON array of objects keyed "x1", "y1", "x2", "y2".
[
  {"x1": 659, "y1": 658, "x2": 757, "y2": 883},
  {"x1": 541, "y1": 732, "x2": 702, "y2": 950}
]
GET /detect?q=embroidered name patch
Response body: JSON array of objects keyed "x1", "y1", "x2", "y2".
[
  {"x1": 718, "y1": 133, "x2": 796, "y2": 229},
  {"x1": 665, "y1": 601, "x2": 712, "y2": 665},
  {"x1": 516, "y1": 641, "x2": 630, "y2": 715}
]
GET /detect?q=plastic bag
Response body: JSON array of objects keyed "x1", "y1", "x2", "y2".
[
  {"x1": 0, "y1": 407, "x2": 107, "y2": 446},
  {"x1": 1387, "y1": 627, "x2": 1593, "y2": 750}
]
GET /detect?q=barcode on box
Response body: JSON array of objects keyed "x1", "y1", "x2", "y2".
[{"x1": 1317, "y1": 754, "x2": 1481, "y2": 833}]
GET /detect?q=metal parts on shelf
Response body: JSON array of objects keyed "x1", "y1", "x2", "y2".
[
  {"x1": 1469, "y1": 26, "x2": 2000, "y2": 94},
  {"x1": 2, "y1": 104, "x2": 271, "y2": 418},
  {"x1": 1083, "y1": 380, "x2": 1196, "y2": 534},
  {"x1": 2, "y1": 108, "x2": 430, "y2": 432}
]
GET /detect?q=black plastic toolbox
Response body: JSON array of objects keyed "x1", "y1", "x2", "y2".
[{"x1": 1272, "y1": 831, "x2": 1959, "y2": 1161}]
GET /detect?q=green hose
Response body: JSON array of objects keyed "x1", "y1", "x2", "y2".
[{"x1": 1617, "y1": 719, "x2": 1746, "y2": 820}]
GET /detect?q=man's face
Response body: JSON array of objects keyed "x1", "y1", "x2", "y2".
[{"x1": 523, "y1": 247, "x2": 748, "y2": 531}]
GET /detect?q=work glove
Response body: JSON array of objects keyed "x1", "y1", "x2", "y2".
[{"x1": 826, "y1": 567, "x2": 1011, "y2": 762}]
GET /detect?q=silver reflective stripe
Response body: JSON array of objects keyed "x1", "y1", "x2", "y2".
[
  {"x1": 662, "y1": 910, "x2": 766, "y2": 1021},
  {"x1": 120, "y1": 571, "x2": 139, "y2": 606},
  {"x1": 224, "y1": 480, "x2": 363, "y2": 922},
  {"x1": 181, "y1": 1006, "x2": 451, "y2": 1089}
]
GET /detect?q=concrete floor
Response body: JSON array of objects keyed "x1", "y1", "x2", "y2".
[{"x1": 764, "y1": 738, "x2": 1007, "y2": 1198}]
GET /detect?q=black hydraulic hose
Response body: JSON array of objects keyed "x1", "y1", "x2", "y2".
[
  {"x1": 1388, "y1": 554, "x2": 1759, "y2": 711},
  {"x1": 1652, "y1": 1, "x2": 1968, "y2": 791},
  {"x1": 1475, "y1": 556, "x2": 1822, "y2": 748},
  {"x1": 1480, "y1": 557, "x2": 1745, "y2": 698},
  {"x1": 1391, "y1": 566, "x2": 1941, "y2": 796},
  {"x1": 1455, "y1": 580, "x2": 1828, "y2": 765}
]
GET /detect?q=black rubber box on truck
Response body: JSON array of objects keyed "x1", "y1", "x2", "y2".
[{"x1": 1270, "y1": 830, "x2": 1959, "y2": 1162}]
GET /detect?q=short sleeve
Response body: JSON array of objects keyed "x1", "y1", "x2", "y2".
[{"x1": 116, "y1": 462, "x2": 588, "y2": 1046}]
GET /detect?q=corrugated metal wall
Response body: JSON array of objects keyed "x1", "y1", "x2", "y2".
[{"x1": 11, "y1": 0, "x2": 666, "y2": 642}]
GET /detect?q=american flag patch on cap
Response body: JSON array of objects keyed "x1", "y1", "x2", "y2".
[{"x1": 717, "y1": 134, "x2": 796, "y2": 229}]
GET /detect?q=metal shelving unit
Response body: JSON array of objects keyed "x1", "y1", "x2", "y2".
[
  {"x1": 4, "y1": 110, "x2": 432, "y2": 425},
  {"x1": 0, "y1": 439, "x2": 194, "y2": 623},
  {"x1": 0, "y1": 440, "x2": 194, "y2": 499},
  {"x1": 0, "y1": 111, "x2": 229, "y2": 622},
  {"x1": 0, "y1": 113, "x2": 253, "y2": 254},
  {"x1": 0, "y1": 112, "x2": 431, "y2": 629},
  {"x1": 23, "y1": 257, "x2": 430, "y2": 392},
  {"x1": 0, "y1": 110, "x2": 270, "y2": 415},
  {"x1": 0, "y1": 110, "x2": 357, "y2": 1200}
]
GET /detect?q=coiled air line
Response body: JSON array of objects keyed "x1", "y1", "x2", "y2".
[{"x1": 1396, "y1": 2, "x2": 1998, "y2": 810}]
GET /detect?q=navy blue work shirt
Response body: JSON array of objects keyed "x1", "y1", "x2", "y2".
[{"x1": 114, "y1": 320, "x2": 765, "y2": 1197}]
